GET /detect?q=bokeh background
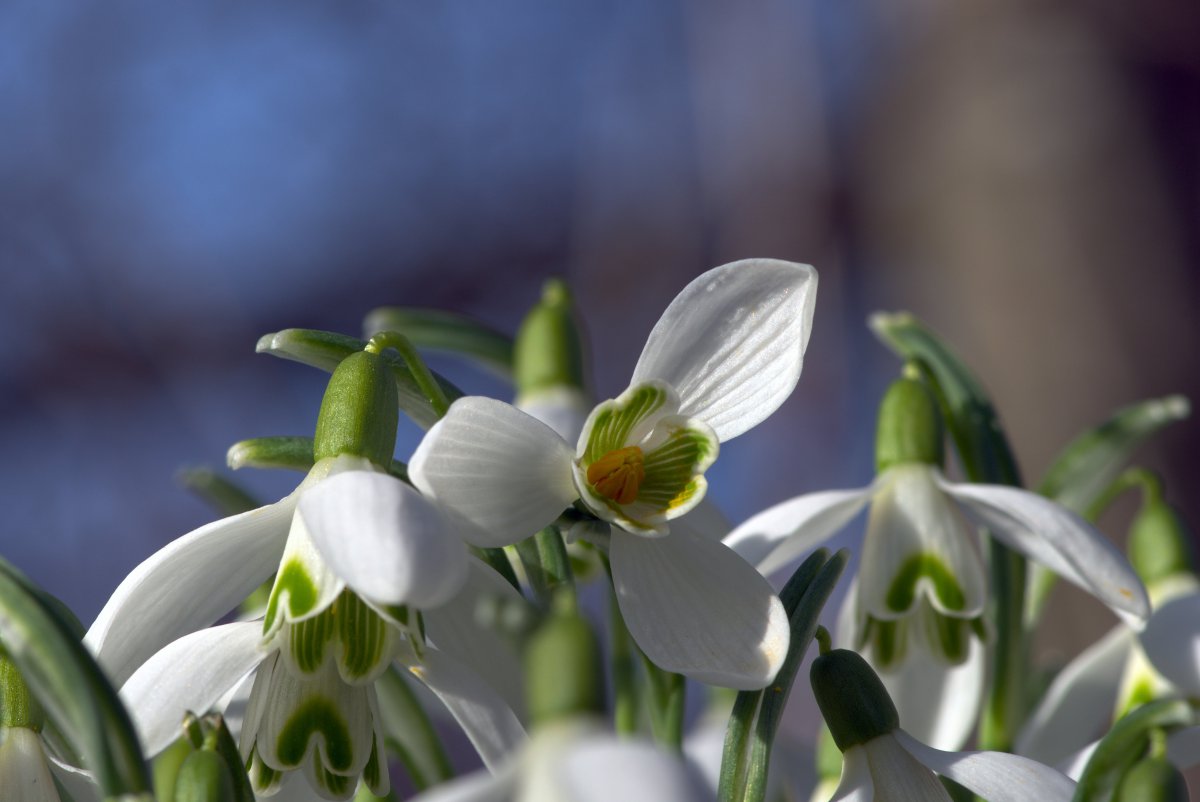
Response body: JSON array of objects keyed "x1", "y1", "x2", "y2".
[{"x1": 3, "y1": 0, "x2": 1198, "y2": 773}]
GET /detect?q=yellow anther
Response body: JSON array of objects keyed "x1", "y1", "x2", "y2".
[{"x1": 587, "y1": 446, "x2": 645, "y2": 505}]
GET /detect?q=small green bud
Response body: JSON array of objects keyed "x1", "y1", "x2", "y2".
[
  {"x1": 525, "y1": 595, "x2": 604, "y2": 727},
  {"x1": 810, "y1": 649, "x2": 899, "y2": 752},
  {"x1": 875, "y1": 377, "x2": 943, "y2": 472},
  {"x1": 514, "y1": 279, "x2": 586, "y2": 398},
  {"x1": 1129, "y1": 500, "x2": 1196, "y2": 588},
  {"x1": 0, "y1": 653, "x2": 42, "y2": 731},
  {"x1": 1114, "y1": 755, "x2": 1189, "y2": 802},
  {"x1": 173, "y1": 749, "x2": 235, "y2": 802},
  {"x1": 313, "y1": 351, "x2": 399, "y2": 467},
  {"x1": 152, "y1": 737, "x2": 194, "y2": 802}
]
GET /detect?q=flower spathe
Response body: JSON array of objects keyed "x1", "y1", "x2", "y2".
[{"x1": 410, "y1": 259, "x2": 817, "y2": 689}]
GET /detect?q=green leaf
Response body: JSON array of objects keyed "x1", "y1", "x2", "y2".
[
  {"x1": 1039, "y1": 395, "x2": 1190, "y2": 515},
  {"x1": 1072, "y1": 699, "x2": 1194, "y2": 802},
  {"x1": 718, "y1": 548, "x2": 848, "y2": 802},
  {"x1": 176, "y1": 467, "x2": 262, "y2": 516},
  {"x1": 373, "y1": 668, "x2": 454, "y2": 790},
  {"x1": 0, "y1": 557, "x2": 153, "y2": 801},
  {"x1": 255, "y1": 329, "x2": 463, "y2": 430},
  {"x1": 364, "y1": 308, "x2": 514, "y2": 379}
]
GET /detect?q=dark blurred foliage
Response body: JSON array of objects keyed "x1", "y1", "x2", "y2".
[{"x1": 1, "y1": 0, "x2": 1197, "y2": 690}]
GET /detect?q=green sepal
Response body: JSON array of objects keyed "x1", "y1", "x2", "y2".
[
  {"x1": 514, "y1": 278, "x2": 586, "y2": 397},
  {"x1": 1114, "y1": 755, "x2": 1190, "y2": 802},
  {"x1": 256, "y1": 329, "x2": 463, "y2": 430},
  {"x1": 364, "y1": 307, "x2": 514, "y2": 379},
  {"x1": 1072, "y1": 698, "x2": 1193, "y2": 802},
  {"x1": 314, "y1": 351, "x2": 400, "y2": 467},
  {"x1": 176, "y1": 468, "x2": 261, "y2": 516},
  {"x1": 1129, "y1": 498, "x2": 1196, "y2": 588},
  {"x1": 718, "y1": 549, "x2": 848, "y2": 802},
  {"x1": 226, "y1": 437, "x2": 317, "y2": 473},
  {"x1": 525, "y1": 594, "x2": 605, "y2": 728},
  {"x1": 875, "y1": 377, "x2": 944, "y2": 471},
  {"x1": 810, "y1": 649, "x2": 899, "y2": 753},
  {"x1": 1039, "y1": 395, "x2": 1189, "y2": 515},
  {"x1": 173, "y1": 750, "x2": 234, "y2": 802},
  {"x1": 0, "y1": 652, "x2": 42, "y2": 730},
  {"x1": 0, "y1": 557, "x2": 153, "y2": 799}
]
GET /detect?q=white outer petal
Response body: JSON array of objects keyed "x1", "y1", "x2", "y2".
[
  {"x1": 829, "y1": 745, "x2": 874, "y2": 802},
  {"x1": 46, "y1": 757, "x2": 98, "y2": 802},
  {"x1": 896, "y1": 729, "x2": 1076, "y2": 801},
  {"x1": 610, "y1": 524, "x2": 789, "y2": 689},
  {"x1": 402, "y1": 646, "x2": 528, "y2": 772},
  {"x1": 119, "y1": 621, "x2": 268, "y2": 757},
  {"x1": 860, "y1": 734, "x2": 952, "y2": 801},
  {"x1": 410, "y1": 397, "x2": 578, "y2": 547},
  {"x1": 300, "y1": 470, "x2": 469, "y2": 609},
  {"x1": 1140, "y1": 592, "x2": 1200, "y2": 696},
  {"x1": 0, "y1": 728, "x2": 60, "y2": 802},
  {"x1": 877, "y1": 635, "x2": 986, "y2": 751},
  {"x1": 631, "y1": 259, "x2": 818, "y2": 442},
  {"x1": 556, "y1": 735, "x2": 715, "y2": 802},
  {"x1": 85, "y1": 494, "x2": 295, "y2": 686},
  {"x1": 723, "y1": 487, "x2": 872, "y2": 576},
  {"x1": 1165, "y1": 726, "x2": 1200, "y2": 770},
  {"x1": 942, "y1": 479, "x2": 1150, "y2": 628},
  {"x1": 409, "y1": 767, "x2": 517, "y2": 802},
  {"x1": 1015, "y1": 625, "x2": 1134, "y2": 765},
  {"x1": 680, "y1": 498, "x2": 733, "y2": 541},
  {"x1": 516, "y1": 386, "x2": 591, "y2": 444}
]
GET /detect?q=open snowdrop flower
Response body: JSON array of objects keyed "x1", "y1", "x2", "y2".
[
  {"x1": 726, "y1": 377, "x2": 1150, "y2": 748},
  {"x1": 410, "y1": 259, "x2": 817, "y2": 689},
  {"x1": 812, "y1": 648, "x2": 1075, "y2": 802}
]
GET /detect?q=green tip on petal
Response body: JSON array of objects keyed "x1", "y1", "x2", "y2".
[
  {"x1": 1129, "y1": 498, "x2": 1197, "y2": 588},
  {"x1": 810, "y1": 649, "x2": 900, "y2": 752},
  {"x1": 514, "y1": 277, "x2": 587, "y2": 398},
  {"x1": 875, "y1": 377, "x2": 944, "y2": 472},
  {"x1": 313, "y1": 351, "x2": 400, "y2": 468}
]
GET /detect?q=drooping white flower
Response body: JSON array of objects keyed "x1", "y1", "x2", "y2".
[
  {"x1": 0, "y1": 727, "x2": 100, "y2": 802},
  {"x1": 410, "y1": 259, "x2": 817, "y2": 689}
]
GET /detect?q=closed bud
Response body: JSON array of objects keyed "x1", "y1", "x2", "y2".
[
  {"x1": 173, "y1": 750, "x2": 235, "y2": 802},
  {"x1": 515, "y1": 279, "x2": 586, "y2": 399},
  {"x1": 313, "y1": 351, "x2": 399, "y2": 467},
  {"x1": 525, "y1": 595, "x2": 604, "y2": 727},
  {"x1": 810, "y1": 649, "x2": 900, "y2": 752},
  {"x1": 875, "y1": 377, "x2": 944, "y2": 472},
  {"x1": 1114, "y1": 755, "x2": 1189, "y2": 802},
  {"x1": 1129, "y1": 498, "x2": 1196, "y2": 589}
]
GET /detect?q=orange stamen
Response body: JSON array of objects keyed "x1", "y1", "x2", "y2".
[{"x1": 586, "y1": 446, "x2": 645, "y2": 504}]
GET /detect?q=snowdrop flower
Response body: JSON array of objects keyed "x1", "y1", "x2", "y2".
[
  {"x1": 727, "y1": 377, "x2": 1149, "y2": 747},
  {"x1": 812, "y1": 648, "x2": 1075, "y2": 802},
  {"x1": 410, "y1": 259, "x2": 818, "y2": 689},
  {"x1": 84, "y1": 348, "x2": 513, "y2": 798}
]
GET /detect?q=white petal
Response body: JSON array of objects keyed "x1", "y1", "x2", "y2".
[
  {"x1": 678, "y1": 498, "x2": 733, "y2": 541},
  {"x1": 517, "y1": 386, "x2": 591, "y2": 444},
  {"x1": 85, "y1": 495, "x2": 295, "y2": 686},
  {"x1": 409, "y1": 767, "x2": 516, "y2": 802},
  {"x1": 119, "y1": 621, "x2": 268, "y2": 757},
  {"x1": 556, "y1": 735, "x2": 714, "y2": 802},
  {"x1": 300, "y1": 470, "x2": 470, "y2": 609},
  {"x1": 943, "y1": 480, "x2": 1150, "y2": 628},
  {"x1": 410, "y1": 397, "x2": 579, "y2": 547},
  {"x1": 723, "y1": 487, "x2": 872, "y2": 576},
  {"x1": 424, "y1": 560, "x2": 529, "y2": 719},
  {"x1": 0, "y1": 728, "x2": 60, "y2": 802},
  {"x1": 896, "y1": 730, "x2": 1076, "y2": 801},
  {"x1": 1057, "y1": 741, "x2": 1098, "y2": 781},
  {"x1": 859, "y1": 466, "x2": 987, "y2": 621},
  {"x1": 610, "y1": 525, "x2": 789, "y2": 689},
  {"x1": 861, "y1": 734, "x2": 952, "y2": 801},
  {"x1": 1140, "y1": 592, "x2": 1200, "y2": 696},
  {"x1": 46, "y1": 758, "x2": 99, "y2": 802},
  {"x1": 829, "y1": 745, "x2": 874, "y2": 802},
  {"x1": 877, "y1": 635, "x2": 986, "y2": 751},
  {"x1": 1165, "y1": 726, "x2": 1200, "y2": 770},
  {"x1": 1015, "y1": 625, "x2": 1134, "y2": 765},
  {"x1": 631, "y1": 259, "x2": 817, "y2": 442},
  {"x1": 402, "y1": 646, "x2": 528, "y2": 772}
]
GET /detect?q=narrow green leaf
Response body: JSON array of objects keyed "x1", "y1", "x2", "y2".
[
  {"x1": 176, "y1": 467, "x2": 262, "y2": 516},
  {"x1": 255, "y1": 329, "x2": 463, "y2": 430},
  {"x1": 1072, "y1": 699, "x2": 1194, "y2": 802},
  {"x1": 363, "y1": 308, "x2": 514, "y2": 378},
  {"x1": 0, "y1": 557, "x2": 153, "y2": 800},
  {"x1": 373, "y1": 667, "x2": 454, "y2": 790},
  {"x1": 1040, "y1": 395, "x2": 1190, "y2": 516}
]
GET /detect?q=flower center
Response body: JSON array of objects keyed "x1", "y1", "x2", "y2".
[{"x1": 586, "y1": 445, "x2": 645, "y2": 504}]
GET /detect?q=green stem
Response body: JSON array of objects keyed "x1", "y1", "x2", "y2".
[
  {"x1": 514, "y1": 526, "x2": 575, "y2": 605},
  {"x1": 642, "y1": 660, "x2": 686, "y2": 750},
  {"x1": 604, "y1": 561, "x2": 639, "y2": 736},
  {"x1": 366, "y1": 331, "x2": 451, "y2": 418},
  {"x1": 374, "y1": 668, "x2": 454, "y2": 790}
]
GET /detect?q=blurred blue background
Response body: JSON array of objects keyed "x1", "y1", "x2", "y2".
[{"x1": 2, "y1": 0, "x2": 1198, "y2": 740}]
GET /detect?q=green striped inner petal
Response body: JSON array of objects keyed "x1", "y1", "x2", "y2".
[
  {"x1": 285, "y1": 590, "x2": 397, "y2": 683},
  {"x1": 637, "y1": 421, "x2": 719, "y2": 513},
  {"x1": 264, "y1": 560, "x2": 319, "y2": 634},
  {"x1": 884, "y1": 552, "x2": 967, "y2": 614},
  {"x1": 582, "y1": 382, "x2": 673, "y2": 463},
  {"x1": 247, "y1": 745, "x2": 284, "y2": 796},
  {"x1": 276, "y1": 696, "x2": 354, "y2": 771}
]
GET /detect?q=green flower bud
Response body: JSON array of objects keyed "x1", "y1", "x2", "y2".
[
  {"x1": 313, "y1": 351, "x2": 399, "y2": 467},
  {"x1": 810, "y1": 649, "x2": 899, "y2": 752},
  {"x1": 1129, "y1": 500, "x2": 1196, "y2": 588},
  {"x1": 875, "y1": 377, "x2": 944, "y2": 472},
  {"x1": 173, "y1": 750, "x2": 235, "y2": 802},
  {"x1": 1114, "y1": 755, "x2": 1189, "y2": 802},
  {"x1": 152, "y1": 738, "x2": 194, "y2": 802},
  {"x1": 525, "y1": 596, "x2": 604, "y2": 727},
  {"x1": 514, "y1": 279, "x2": 586, "y2": 398},
  {"x1": 0, "y1": 653, "x2": 42, "y2": 731}
]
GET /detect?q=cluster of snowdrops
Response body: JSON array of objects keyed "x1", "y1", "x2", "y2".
[{"x1": 0, "y1": 259, "x2": 1197, "y2": 802}]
